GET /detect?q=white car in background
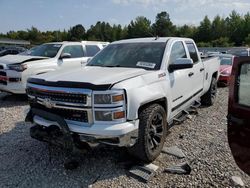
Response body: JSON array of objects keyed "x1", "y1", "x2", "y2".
[{"x1": 0, "y1": 41, "x2": 109, "y2": 94}]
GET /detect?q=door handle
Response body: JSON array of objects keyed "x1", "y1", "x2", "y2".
[
  {"x1": 188, "y1": 72, "x2": 194, "y2": 77},
  {"x1": 200, "y1": 68, "x2": 205, "y2": 72}
]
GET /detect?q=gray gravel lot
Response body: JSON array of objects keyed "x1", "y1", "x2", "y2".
[{"x1": 0, "y1": 89, "x2": 250, "y2": 188}]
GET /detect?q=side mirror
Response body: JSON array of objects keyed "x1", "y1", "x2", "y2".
[
  {"x1": 168, "y1": 58, "x2": 193, "y2": 72},
  {"x1": 60, "y1": 53, "x2": 71, "y2": 59}
]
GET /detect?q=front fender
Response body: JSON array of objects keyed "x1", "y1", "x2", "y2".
[{"x1": 112, "y1": 72, "x2": 170, "y2": 120}]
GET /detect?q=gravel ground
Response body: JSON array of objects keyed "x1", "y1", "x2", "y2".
[{"x1": 0, "y1": 89, "x2": 249, "y2": 188}]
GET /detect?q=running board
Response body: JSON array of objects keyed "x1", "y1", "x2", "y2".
[
  {"x1": 169, "y1": 100, "x2": 201, "y2": 126},
  {"x1": 173, "y1": 110, "x2": 189, "y2": 124},
  {"x1": 191, "y1": 100, "x2": 201, "y2": 109}
]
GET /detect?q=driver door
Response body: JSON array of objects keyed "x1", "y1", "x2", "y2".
[{"x1": 168, "y1": 41, "x2": 194, "y2": 113}]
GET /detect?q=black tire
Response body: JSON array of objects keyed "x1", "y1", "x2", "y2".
[
  {"x1": 201, "y1": 77, "x2": 217, "y2": 106},
  {"x1": 127, "y1": 104, "x2": 168, "y2": 163}
]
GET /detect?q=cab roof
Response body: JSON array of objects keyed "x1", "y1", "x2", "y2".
[
  {"x1": 112, "y1": 37, "x2": 194, "y2": 44},
  {"x1": 44, "y1": 41, "x2": 109, "y2": 45},
  {"x1": 44, "y1": 41, "x2": 82, "y2": 45}
]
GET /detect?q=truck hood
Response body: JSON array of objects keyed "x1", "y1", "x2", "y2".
[
  {"x1": 0, "y1": 55, "x2": 48, "y2": 65},
  {"x1": 31, "y1": 66, "x2": 148, "y2": 86}
]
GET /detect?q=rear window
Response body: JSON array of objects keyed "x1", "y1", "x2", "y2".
[
  {"x1": 86, "y1": 45, "x2": 100, "y2": 57},
  {"x1": 220, "y1": 57, "x2": 233, "y2": 65}
]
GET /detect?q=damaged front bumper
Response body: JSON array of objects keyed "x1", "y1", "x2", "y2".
[{"x1": 26, "y1": 108, "x2": 139, "y2": 148}]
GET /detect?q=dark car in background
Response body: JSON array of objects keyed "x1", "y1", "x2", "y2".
[
  {"x1": 0, "y1": 46, "x2": 26, "y2": 57},
  {"x1": 228, "y1": 56, "x2": 250, "y2": 175}
]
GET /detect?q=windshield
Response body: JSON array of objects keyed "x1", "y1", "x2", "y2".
[
  {"x1": 87, "y1": 42, "x2": 166, "y2": 70},
  {"x1": 220, "y1": 57, "x2": 233, "y2": 65},
  {"x1": 27, "y1": 44, "x2": 62, "y2": 58}
]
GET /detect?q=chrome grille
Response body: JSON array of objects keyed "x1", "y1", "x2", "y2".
[
  {"x1": 27, "y1": 83, "x2": 93, "y2": 124},
  {"x1": 26, "y1": 87, "x2": 87, "y2": 104}
]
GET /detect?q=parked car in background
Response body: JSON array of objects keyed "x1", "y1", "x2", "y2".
[
  {"x1": 229, "y1": 48, "x2": 250, "y2": 57},
  {"x1": 217, "y1": 54, "x2": 234, "y2": 86},
  {"x1": 0, "y1": 46, "x2": 26, "y2": 57},
  {"x1": 25, "y1": 37, "x2": 220, "y2": 162},
  {"x1": 0, "y1": 41, "x2": 107, "y2": 94},
  {"x1": 227, "y1": 56, "x2": 250, "y2": 175},
  {"x1": 207, "y1": 51, "x2": 221, "y2": 57}
]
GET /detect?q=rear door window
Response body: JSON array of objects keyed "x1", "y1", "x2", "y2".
[
  {"x1": 61, "y1": 45, "x2": 84, "y2": 58},
  {"x1": 185, "y1": 42, "x2": 199, "y2": 63},
  {"x1": 169, "y1": 41, "x2": 187, "y2": 65},
  {"x1": 86, "y1": 45, "x2": 100, "y2": 57}
]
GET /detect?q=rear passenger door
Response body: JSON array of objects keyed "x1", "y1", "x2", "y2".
[
  {"x1": 58, "y1": 45, "x2": 86, "y2": 69},
  {"x1": 185, "y1": 42, "x2": 205, "y2": 96},
  {"x1": 168, "y1": 41, "x2": 194, "y2": 111}
]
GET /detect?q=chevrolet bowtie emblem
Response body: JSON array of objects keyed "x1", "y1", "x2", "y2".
[{"x1": 42, "y1": 98, "x2": 54, "y2": 109}]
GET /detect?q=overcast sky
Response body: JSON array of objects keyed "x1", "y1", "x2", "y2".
[{"x1": 0, "y1": 0, "x2": 250, "y2": 33}]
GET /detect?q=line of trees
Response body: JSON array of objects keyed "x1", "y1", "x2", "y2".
[{"x1": 1, "y1": 10, "x2": 250, "y2": 47}]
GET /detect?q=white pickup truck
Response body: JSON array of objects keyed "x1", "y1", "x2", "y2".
[
  {"x1": 0, "y1": 41, "x2": 108, "y2": 94},
  {"x1": 25, "y1": 37, "x2": 220, "y2": 162}
]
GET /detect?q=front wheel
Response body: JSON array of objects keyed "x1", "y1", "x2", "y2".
[
  {"x1": 127, "y1": 104, "x2": 168, "y2": 163},
  {"x1": 201, "y1": 77, "x2": 217, "y2": 106}
]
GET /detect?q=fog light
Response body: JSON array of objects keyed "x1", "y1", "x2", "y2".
[{"x1": 95, "y1": 111, "x2": 112, "y2": 121}]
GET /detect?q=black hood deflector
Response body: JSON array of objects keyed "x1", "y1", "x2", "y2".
[{"x1": 27, "y1": 78, "x2": 112, "y2": 91}]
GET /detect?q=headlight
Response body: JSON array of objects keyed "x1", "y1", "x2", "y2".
[
  {"x1": 93, "y1": 90, "x2": 125, "y2": 107},
  {"x1": 93, "y1": 90, "x2": 126, "y2": 123},
  {"x1": 8, "y1": 64, "x2": 27, "y2": 72}
]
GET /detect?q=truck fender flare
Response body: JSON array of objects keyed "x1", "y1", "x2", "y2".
[{"x1": 138, "y1": 97, "x2": 168, "y2": 116}]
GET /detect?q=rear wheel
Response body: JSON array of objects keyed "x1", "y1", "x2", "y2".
[
  {"x1": 127, "y1": 104, "x2": 167, "y2": 163},
  {"x1": 201, "y1": 77, "x2": 217, "y2": 106}
]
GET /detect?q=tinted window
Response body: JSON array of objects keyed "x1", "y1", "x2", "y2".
[
  {"x1": 220, "y1": 57, "x2": 233, "y2": 65},
  {"x1": 186, "y1": 42, "x2": 199, "y2": 63},
  {"x1": 238, "y1": 63, "x2": 250, "y2": 107},
  {"x1": 88, "y1": 42, "x2": 166, "y2": 70},
  {"x1": 61, "y1": 45, "x2": 84, "y2": 58},
  {"x1": 86, "y1": 45, "x2": 100, "y2": 56},
  {"x1": 169, "y1": 41, "x2": 187, "y2": 64}
]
